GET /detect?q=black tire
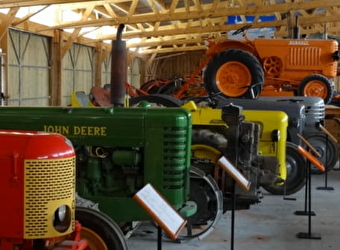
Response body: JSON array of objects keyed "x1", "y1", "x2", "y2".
[
  {"x1": 304, "y1": 132, "x2": 339, "y2": 174},
  {"x1": 263, "y1": 142, "x2": 306, "y2": 195},
  {"x1": 129, "y1": 94, "x2": 183, "y2": 107},
  {"x1": 173, "y1": 167, "x2": 222, "y2": 242},
  {"x1": 75, "y1": 207, "x2": 128, "y2": 250},
  {"x1": 191, "y1": 129, "x2": 229, "y2": 211},
  {"x1": 140, "y1": 79, "x2": 163, "y2": 94},
  {"x1": 157, "y1": 80, "x2": 184, "y2": 95},
  {"x1": 204, "y1": 49, "x2": 264, "y2": 99},
  {"x1": 297, "y1": 74, "x2": 334, "y2": 104},
  {"x1": 192, "y1": 129, "x2": 228, "y2": 156}
]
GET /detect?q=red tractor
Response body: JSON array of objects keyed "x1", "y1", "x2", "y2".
[{"x1": 0, "y1": 130, "x2": 113, "y2": 250}]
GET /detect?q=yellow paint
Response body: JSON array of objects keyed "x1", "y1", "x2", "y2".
[{"x1": 43, "y1": 125, "x2": 107, "y2": 136}]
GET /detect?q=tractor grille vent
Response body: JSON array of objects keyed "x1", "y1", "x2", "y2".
[
  {"x1": 289, "y1": 47, "x2": 321, "y2": 66},
  {"x1": 24, "y1": 157, "x2": 75, "y2": 238},
  {"x1": 162, "y1": 126, "x2": 188, "y2": 190},
  {"x1": 304, "y1": 99, "x2": 325, "y2": 126}
]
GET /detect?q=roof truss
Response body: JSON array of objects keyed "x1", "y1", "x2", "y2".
[{"x1": 2, "y1": 0, "x2": 340, "y2": 55}]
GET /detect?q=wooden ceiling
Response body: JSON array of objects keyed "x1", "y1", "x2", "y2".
[{"x1": 1, "y1": 0, "x2": 340, "y2": 55}]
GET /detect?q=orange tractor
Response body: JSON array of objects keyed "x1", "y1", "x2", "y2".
[
  {"x1": 204, "y1": 24, "x2": 339, "y2": 104},
  {"x1": 135, "y1": 24, "x2": 339, "y2": 104}
]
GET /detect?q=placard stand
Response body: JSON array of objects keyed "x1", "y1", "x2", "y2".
[
  {"x1": 133, "y1": 183, "x2": 187, "y2": 249},
  {"x1": 157, "y1": 225, "x2": 162, "y2": 250},
  {"x1": 217, "y1": 156, "x2": 251, "y2": 250},
  {"x1": 293, "y1": 135, "x2": 325, "y2": 240},
  {"x1": 294, "y1": 154, "x2": 315, "y2": 217},
  {"x1": 283, "y1": 181, "x2": 297, "y2": 201},
  {"x1": 316, "y1": 125, "x2": 336, "y2": 191}
]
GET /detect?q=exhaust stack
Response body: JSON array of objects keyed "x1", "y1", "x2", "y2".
[
  {"x1": 292, "y1": 16, "x2": 300, "y2": 39},
  {"x1": 110, "y1": 24, "x2": 127, "y2": 107}
]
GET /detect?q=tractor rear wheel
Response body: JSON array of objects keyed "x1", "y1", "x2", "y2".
[
  {"x1": 75, "y1": 207, "x2": 128, "y2": 250},
  {"x1": 191, "y1": 129, "x2": 230, "y2": 210},
  {"x1": 297, "y1": 74, "x2": 334, "y2": 104},
  {"x1": 204, "y1": 49, "x2": 264, "y2": 99},
  {"x1": 263, "y1": 142, "x2": 306, "y2": 196}
]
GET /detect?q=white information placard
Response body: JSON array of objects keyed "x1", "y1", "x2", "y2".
[
  {"x1": 217, "y1": 156, "x2": 251, "y2": 191},
  {"x1": 133, "y1": 183, "x2": 187, "y2": 240}
]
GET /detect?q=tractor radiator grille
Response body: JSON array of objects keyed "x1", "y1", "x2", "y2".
[
  {"x1": 289, "y1": 47, "x2": 321, "y2": 66},
  {"x1": 162, "y1": 126, "x2": 188, "y2": 190},
  {"x1": 24, "y1": 157, "x2": 75, "y2": 238},
  {"x1": 304, "y1": 98, "x2": 325, "y2": 126}
]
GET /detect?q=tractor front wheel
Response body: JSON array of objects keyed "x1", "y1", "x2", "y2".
[
  {"x1": 304, "y1": 132, "x2": 339, "y2": 174},
  {"x1": 297, "y1": 74, "x2": 334, "y2": 104},
  {"x1": 75, "y1": 207, "x2": 128, "y2": 250}
]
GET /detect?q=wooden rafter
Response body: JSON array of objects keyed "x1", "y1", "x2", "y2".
[{"x1": 1, "y1": 0, "x2": 340, "y2": 56}]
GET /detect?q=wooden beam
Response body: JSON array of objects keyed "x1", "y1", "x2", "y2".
[
  {"x1": 2, "y1": 0, "x2": 340, "y2": 57},
  {"x1": 36, "y1": 0, "x2": 340, "y2": 30},
  {"x1": 12, "y1": 6, "x2": 50, "y2": 27},
  {"x1": 0, "y1": 7, "x2": 19, "y2": 41},
  {"x1": 94, "y1": 42, "x2": 104, "y2": 87},
  {"x1": 0, "y1": 0, "x2": 97, "y2": 8},
  {"x1": 142, "y1": 44, "x2": 207, "y2": 54},
  {"x1": 61, "y1": 5, "x2": 95, "y2": 58},
  {"x1": 50, "y1": 29, "x2": 62, "y2": 106}
]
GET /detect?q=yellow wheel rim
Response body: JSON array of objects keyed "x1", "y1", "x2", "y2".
[
  {"x1": 215, "y1": 61, "x2": 251, "y2": 97},
  {"x1": 191, "y1": 144, "x2": 221, "y2": 163},
  {"x1": 80, "y1": 227, "x2": 108, "y2": 250}
]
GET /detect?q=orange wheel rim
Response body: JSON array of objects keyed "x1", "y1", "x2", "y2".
[
  {"x1": 303, "y1": 80, "x2": 328, "y2": 99},
  {"x1": 263, "y1": 56, "x2": 283, "y2": 76},
  {"x1": 215, "y1": 61, "x2": 251, "y2": 97}
]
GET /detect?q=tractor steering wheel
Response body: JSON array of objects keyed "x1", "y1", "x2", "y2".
[{"x1": 232, "y1": 24, "x2": 252, "y2": 36}]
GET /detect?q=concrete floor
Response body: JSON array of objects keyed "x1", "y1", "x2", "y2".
[{"x1": 127, "y1": 168, "x2": 340, "y2": 250}]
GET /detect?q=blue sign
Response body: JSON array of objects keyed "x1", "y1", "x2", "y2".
[{"x1": 227, "y1": 15, "x2": 276, "y2": 24}]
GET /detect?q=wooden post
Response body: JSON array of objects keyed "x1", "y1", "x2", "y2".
[{"x1": 50, "y1": 29, "x2": 62, "y2": 106}]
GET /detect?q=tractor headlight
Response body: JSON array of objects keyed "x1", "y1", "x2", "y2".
[
  {"x1": 271, "y1": 129, "x2": 280, "y2": 142},
  {"x1": 53, "y1": 205, "x2": 71, "y2": 233},
  {"x1": 57, "y1": 205, "x2": 67, "y2": 222}
]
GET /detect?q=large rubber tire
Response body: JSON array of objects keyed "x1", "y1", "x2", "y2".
[
  {"x1": 75, "y1": 207, "x2": 128, "y2": 250},
  {"x1": 297, "y1": 74, "x2": 334, "y2": 104},
  {"x1": 304, "y1": 132, "x2": 339, "y2": 174},
  {"x1": 263, "y1": 142, "x2": 306, "y2": 196},
  {"x1": 191, "y1": 129, "x2": 228, "y2": 183},
  {"x1": 191, "y1": 129, "x2": 227, "y2": 179},
  {"x1": 140, "y1": 79, "x2": 163, "y2": 94},
  {"x1": 204, "y1": 49, "x2": 264, "y2": 99},
  {"x1": 174, "y1": 167, "x2": 222, "y2": 242},
  {"x1": 129, "y1": 94, "x2": 183, "y2": 107},
  {"x1": 192, "y1": 129, "x2": 228, "y2": 158},
  {"x1": 191, "y1": 129, "x2": 228, "y2": 210}
]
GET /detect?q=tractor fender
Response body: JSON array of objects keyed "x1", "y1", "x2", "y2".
[{"x1": 206, "y1": 40, "x2": 258, "y2": 58}]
